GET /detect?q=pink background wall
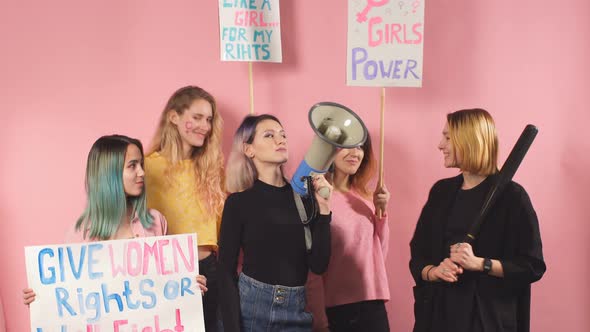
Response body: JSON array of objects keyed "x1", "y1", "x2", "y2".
[{"x1": 1, "y1": 1, "x2": 588, "y2": 331}]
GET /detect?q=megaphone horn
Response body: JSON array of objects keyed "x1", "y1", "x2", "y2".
[{"x1": 291, "y1": 102, "x2": 368, "y2": 197}]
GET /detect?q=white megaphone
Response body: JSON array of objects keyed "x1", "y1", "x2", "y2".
[{"x1": 291, "y1": 102, "x2": 368, "y2": 197}]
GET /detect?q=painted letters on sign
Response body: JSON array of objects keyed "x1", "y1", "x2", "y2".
[
  {"x1": 347, "y1": 0, "x2": 425, "y2": 87},
  {"x1": 219, "y1": 0, "x2": 282, "y2": 62},
  {"x1": 25, "y1": 234, "x2": 204, "y2": 332}
]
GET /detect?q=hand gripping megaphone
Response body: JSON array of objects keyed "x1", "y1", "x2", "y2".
[{"x1": 291, "y1": 102, "x2": 368, "y2": 197}]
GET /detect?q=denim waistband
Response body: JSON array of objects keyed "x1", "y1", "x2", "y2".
[
  {"x1": 238, "y1": 273, "x2": 311, "y2": 331},
  {"x1": 239, "y1": 273, "x2": 306, "y2": 298}
]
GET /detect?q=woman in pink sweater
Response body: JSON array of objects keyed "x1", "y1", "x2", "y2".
[{"x1": 306, "y1": 132, "x2": 391, "y2": 331}]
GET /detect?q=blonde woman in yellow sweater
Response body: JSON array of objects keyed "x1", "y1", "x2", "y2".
[{"x1": 146, "y1": 86, "x2": 225, "y2": 331}]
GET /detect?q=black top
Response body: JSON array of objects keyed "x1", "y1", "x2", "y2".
[
  {"x1": 410, "y1": 174, "x2": 546, "y2": 332},
  {"x1": 442, "y1": 176, "x2": 494, "y2": 330},
  {"x1": 445, "y1": 176, "x2": 493, "y2": 248},
  {"x1": 218, "y1": 180, "x2": 331, "y2": 331}
]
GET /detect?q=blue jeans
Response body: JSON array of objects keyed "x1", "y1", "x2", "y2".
[{"x1": 238, "y1": 273, "x2": 312, "y2": 332}]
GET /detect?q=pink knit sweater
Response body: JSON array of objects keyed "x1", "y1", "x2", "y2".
[{"x1": 306, "y1": 189, "x2": 390, "y2": 329}]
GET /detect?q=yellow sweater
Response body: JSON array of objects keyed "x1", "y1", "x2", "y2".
[{"x1": 145, "y1": 152, "x2": 221, "y2": 250}]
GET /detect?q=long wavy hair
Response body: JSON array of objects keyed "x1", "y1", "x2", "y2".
[
  {"x1": 76, "y1": 135, "x2": 153, "y2": 240},
  {"x1": 226, "y1": 114, "x2": 284, "y2": 193},
  {"x1": 148, "y1": 86, "x2": 225, "y2": 218}
]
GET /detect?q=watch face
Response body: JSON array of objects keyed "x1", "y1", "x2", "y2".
[{"x1": 484, "y1": 258, "x2": 492, "y2": 273}]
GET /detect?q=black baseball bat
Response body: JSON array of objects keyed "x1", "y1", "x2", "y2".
[{"x1": 463, "y1": 124, "x2": 539, "y2": 243}]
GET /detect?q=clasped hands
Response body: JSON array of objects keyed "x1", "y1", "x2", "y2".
[{"x1": 429, "y1": 242, "x2": 483, "y2": 283}]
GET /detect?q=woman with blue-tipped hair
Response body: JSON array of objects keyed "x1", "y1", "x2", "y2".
[
  {"x1": 71, "y1": 134, "x2": 166, "y2": 241},
  {"x1": 23, "y1": 135, "x2": 207, "y2": 304}
]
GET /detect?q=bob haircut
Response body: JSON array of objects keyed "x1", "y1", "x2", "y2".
[
  {"x1": 76, "y1": 135, "x2": 153, "y2": 240},
  {"x1": 447, "y1": 108, "x2": 498, "y2": 176},
  {"x1": 226, "y1": 114, "x2": 284, "y2": 193}
]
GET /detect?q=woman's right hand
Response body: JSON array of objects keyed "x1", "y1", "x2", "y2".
[
  {"x1": 23, "y1": 288, "x2": 36, "y2": 306},
  {"x1": 430, "y1": 258, "x2": 463, "y2": 283},
  {"x1": 313, "y1": 175, "x2": 333, "y2": 215}
]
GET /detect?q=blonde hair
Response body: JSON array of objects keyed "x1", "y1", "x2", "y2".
[
  {"x1": 149, "y1": 86, "x2": 225, "y2": 218},
  {"x1": 226, "y1": 114, "x2": 283, "y2": 193},
  {"x1": 447, "y1": 108, "x2": 498, "y2": 176}
]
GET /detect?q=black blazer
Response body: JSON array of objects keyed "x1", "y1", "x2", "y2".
[{"x1": 410, "y1": 174, "x2": 546, "y2": 332}]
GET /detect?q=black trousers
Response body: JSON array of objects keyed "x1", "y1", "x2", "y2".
[
  {"x1": 199, "y1": 252, "x2": 219, "y2": 332},
  {"x1": 326, "y1": 300, "x2": 390, "y2": 332}
]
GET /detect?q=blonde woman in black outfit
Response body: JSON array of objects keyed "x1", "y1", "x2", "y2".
[{"x1": 410, "y1": 109, "x2": 546, "y2": 332}]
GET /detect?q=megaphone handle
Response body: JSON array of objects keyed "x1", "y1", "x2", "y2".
[
  {"x1": 305, "y1": 175, "x2": 330, "y2": 199},
  {"x1": 318, "y1": 187, "x2": 330, "y2": 199}
]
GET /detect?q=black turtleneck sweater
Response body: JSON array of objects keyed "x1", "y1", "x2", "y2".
[{"x1": 218, "y1": 180, "x2": 331, "y2": 331}]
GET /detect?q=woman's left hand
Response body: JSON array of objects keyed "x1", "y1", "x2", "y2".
[
  {"x1": 196, "y1": 275, "x2": 208, "y2": 295},
  {"x1": 373, "y1": 184, "x2": 390, "y2": 216},
  {"x1": 450, "y1": 242, "x2": 483, "y2": 272},
  {"x1": 313, "y1": 174, "x2": 333, "y2": 215}
]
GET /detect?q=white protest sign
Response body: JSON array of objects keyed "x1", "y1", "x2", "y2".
[
  {"x1": 347, "y1": 0, "x2": 425, "y2": 87},
  {"x1": 219, "y1": 0, "x2": 282, "y2": 62},
  {"x1": 25, "y1": 234, "x2": 204, "y2": 332}
]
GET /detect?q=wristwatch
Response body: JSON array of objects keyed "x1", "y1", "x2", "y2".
[{"x1": 483, "y1": 258, "x2": 492, "y2": 274}]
